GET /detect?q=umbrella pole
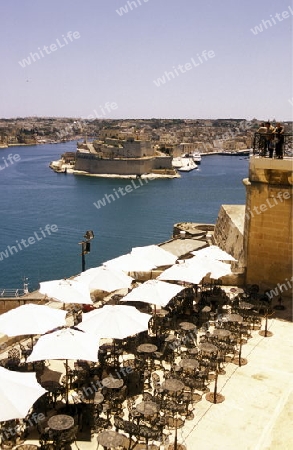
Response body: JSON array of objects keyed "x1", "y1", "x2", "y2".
[
  {"x1": 239, "y1": 331, "x2": 242, "y2": 367},
  {"x1": 65, "y1": 359, "x2": 69, "y2": 406},
  {"x1": 213, "y1": 370, "x2": 218, "y2": 404}
]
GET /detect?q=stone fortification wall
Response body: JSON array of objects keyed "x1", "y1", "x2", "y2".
[
  {"x1": 75, "y1": 152, "x2": 172, "y2": 175},
  {"x1": 153, "y1": 156, "x2": 173, "y2": 169},
  {"x1": 243, "y1": 157, "x2": 292, "y2": 294},
  {"x1": 213, "y1": 205, "x2": 246, "y2": 276},
  {"x1": 103, "y1": 139, "x2": 153, "y2": 158}
]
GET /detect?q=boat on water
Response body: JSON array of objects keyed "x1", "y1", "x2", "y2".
[
  {"x1": 177, "y1": 157, "x2": 197, "y2": 172},
  {"x1": 172, "y1": 157, "x2": 183, "y2": 168},
  {"x1": 191, "y1": 151, "x2": 202, "y2": 164},
  {"x1": 181, "y1": 151, "x2": 201, "y2": 164}
]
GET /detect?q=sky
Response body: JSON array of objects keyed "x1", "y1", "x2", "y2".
[{"x1": 0, "y1": 0, "x2": 292, "y2": 120}]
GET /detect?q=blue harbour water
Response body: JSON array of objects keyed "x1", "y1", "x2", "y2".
[{"x1": 0, "y1": 142, "x2": 249, "y2": 291}]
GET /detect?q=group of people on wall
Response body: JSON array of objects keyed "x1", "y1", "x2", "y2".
[{"x1": 257, "y1": 121, "x2": 285, "y2": 159}]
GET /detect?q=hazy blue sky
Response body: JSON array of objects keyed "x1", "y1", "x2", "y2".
[{"x1": 0, "y1": 0, "x2": 292, "y2": 120}]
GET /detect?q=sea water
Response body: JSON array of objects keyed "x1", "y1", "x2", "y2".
[{"x1": 0, "y1": 142, "x2": 248, "y2": 290}]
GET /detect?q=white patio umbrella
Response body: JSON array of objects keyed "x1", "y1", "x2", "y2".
[
  {"x1": 103, "y1": 253, "x2": 156, "y2": 273},
  {"x1": 158, "y1": 260, "x2": 208, "y2": 285},
  {"x1": 0, "y1": 304, "x2": 67, "y2": 338},
  {"x1": 131, "y1": 244, "x2": 177, "y2": 267},
  {"x1": 39, "y1": 278, "x2": 93, "y2": 306},
  {"x1": 0, "y1": 366, "x2": 47, "y2": 421},
  {"x1": 192, "y1": 245, "x2": 237, "y2": 261},
  {"x1": 74, "y1": 266, "x2": 134, "y2": 292},
  {"x1": 78, "y1": 304, "x2": 151, "y2": 339},
  {"x1": 122, "y1": 279, "x2": 184, "y2": 308},
  {"x1": 27, "y1": 327, "x2": 99, "y2": 404},
  {"x1": 187, "y1": 255, "x2": 232, "y2": 279},
  {"x1": 27, "y1": 327, "x2": 99, "y2": 363}
]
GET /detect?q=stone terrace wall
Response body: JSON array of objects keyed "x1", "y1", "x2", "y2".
[
  {"x1": 243, "y1": 157, "x2": 293, "y2": 294},
  {"x1": 213, "y1": 205, "x2": 246, "y2": 276}
]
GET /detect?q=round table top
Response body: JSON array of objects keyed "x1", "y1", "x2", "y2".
[
  {"x1": 48, "y1": 414, "x2": 74, "y2": 431},
  {"x1": 137, "y1": 343, "x2": 158, "y2": 353},
  {"x1": 102, "y1": 376, "x2": 124, "y2": 389},
  {"x1": 223, "y1": 313, "x2": 243, "y2": 323},
  {"x1": 188, "y1": 347, "x2": 199, "y2": 355},
  {"x1": 136, "y1": 400, "x2": 159, "y2": 416},
  {"x1": 179, "y1": 358, "x2": 199, "y2": 370},
  {"x1": 162, "y1": 378, "x2": 185, "y2": 392},
  {"x1": 75, "y1": 389, "x2": 104, "y2": 404},
  {"x1": 213, "y1": 329, "x2": 231, "y2": 338},
  {"x1": 179, "y1": 321, "x2": 196, "y2": 331},
  {"x1": 201, "y1": 305, "x2": 211, "y2": 313},
  {"x1": 200, "y1": 343, "x2": 218, "y2": 354},
  {"x1": 97, "y1": 430, "x2": 125, "y2": 448}
]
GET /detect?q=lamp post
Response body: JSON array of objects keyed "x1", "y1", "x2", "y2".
[{"x1": 79, "y1": 230, "x2": 94, "y2": 272}]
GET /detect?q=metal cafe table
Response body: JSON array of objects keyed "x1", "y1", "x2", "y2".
[
  {"x1": 48, "y1": 414, "x2": 74, "y2": 431},
  {"x1": 97, "y1": 429, "x2": 125, "y2": 449},
  {"x1": 137, "y1": 343, "x2": 158, "y2": 371},
  {"x1": 47, "y1": 414, "x2": 75, "y2": 449},
  {"x1": 136, "y1": 400, "x2": 160, "y2": 422}
]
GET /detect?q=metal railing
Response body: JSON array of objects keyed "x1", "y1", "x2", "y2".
[
  {"x1": 253, "y1": 132, "x2": 293, "y2": 156},
  {"x1": 0, "y1": 287, "x2": 29, "y2": 298}
]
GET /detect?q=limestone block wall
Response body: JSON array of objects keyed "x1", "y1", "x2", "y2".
[
  {"x1": 75, "y1": 154, "x2": 154, "y2": 175},
  {"x1": 75, "y1": 153, "x2": 172, "y2": 175},
  {"x1": 213, "y1": 205, "x2": 246, "y2": 273},
  {"x1": 243, "y1": 157, "x2": 293, "y2": 294}
]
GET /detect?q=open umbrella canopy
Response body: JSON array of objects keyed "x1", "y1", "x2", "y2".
[
  {"x1": 78, "y1": 304, "x2": 151, "y2": 339},
  {"x1": 103, "y1": 253, "x2": 156, "y2": 273},
  {"x1": 187, "y1": 255, "x2": 232, "y2": 279},
  {"x1": 122, "y1": 279, "x2": 184, "y2": 307},
  {"x1": 27, "y1": 327, "x2": 99, "y2": 363},
  {"x1": 0, "y1": 366, "x2": 47, "y2": 421},
  {"x1": 131, "y1": 244, "x2": 177, "y2": 267},
  {"x1": 74, "y1": 266, "x2": 134, "y2": 292},
  {"x1": 158, "y1": 260, "x2": 208, "y2": 285},
  {"x1": 192, "y1": 245, "x2": 237, "y2": 261},
  {"x1": 39, "y1": 278, "x2": 93, "y2": 305},
  {"x1": 0, "y1": 304, "x2": 67, "y2": 337}
]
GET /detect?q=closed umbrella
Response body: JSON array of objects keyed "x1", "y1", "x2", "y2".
[
  {"x1": 39, "y1": 278, "x2": 93, "y2": 306},
  {"x1": 0, "y1": 366, "x2": 47, "y2": 421},
  {"x1": 75, "y1": 266, "x2": 133, "y2": 292}
]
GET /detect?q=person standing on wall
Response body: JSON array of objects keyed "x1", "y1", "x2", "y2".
[{"x1": 274, "y1": 122, "x2": 285, "y2": 159}]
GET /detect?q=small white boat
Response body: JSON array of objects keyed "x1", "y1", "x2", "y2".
[
  {"x1": 192, "y1": 151, "x2": 202, "y2": 164},
  {"x1": 177, "y1": 158, "x2": 197, "y2": 172},
  {"x1": 172, "y1": 157, "x2": 184, "y2": 168}
]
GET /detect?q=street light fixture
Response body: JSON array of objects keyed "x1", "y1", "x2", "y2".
[{"x1": 79, "y1": 230, "x2": 94, "y2": 272}]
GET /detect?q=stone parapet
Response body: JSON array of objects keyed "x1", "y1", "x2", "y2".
[{"x1": 244, "y1": 157, "x2": 293, "y2": 293}]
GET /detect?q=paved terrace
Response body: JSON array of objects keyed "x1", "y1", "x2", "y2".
[{"x1": 0, "y1": 293, "x2": 292, "y2": 450}]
